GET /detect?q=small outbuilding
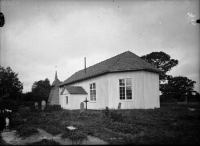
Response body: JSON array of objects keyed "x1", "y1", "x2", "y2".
[{"x1": 60, "y1": 86, "x2": 87, "y2": 109}]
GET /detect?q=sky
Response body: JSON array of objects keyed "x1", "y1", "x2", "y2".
[{"x1": 0, "y1": 0, "x2": 199, "y2": 93}]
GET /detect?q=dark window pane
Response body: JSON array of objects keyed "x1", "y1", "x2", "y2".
[
  {"x1": 119, "y1": 79, "x2": 125, "y2": 86},
  {"x1": 126, "y1": 86, "x2": 132, "y2": 99}
]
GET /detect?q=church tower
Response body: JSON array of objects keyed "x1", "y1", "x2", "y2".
[{"x1": 48, "y1": 71, "x2": 61, "y2": 105}]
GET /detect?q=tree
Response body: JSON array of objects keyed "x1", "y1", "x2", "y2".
[
  {"x1": 0, "y1": 66, "x2": 23, "y2": 99},
  {"x1": 22, "y1": 92, "x2": 34, "y2": 102},
  {"x1": 141, "y1": 51, "x2": 178, "y2": 83},
  {"x1": 161, "y1": 76, "x2": 196, "y2": 100},
  {"x1": 31, "y1": 78, "x2": 51, "y2": 103}
]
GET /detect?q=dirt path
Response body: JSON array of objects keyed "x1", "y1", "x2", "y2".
[{"x1": 1, "y1": 129, "x2": 108, "y2": 145}]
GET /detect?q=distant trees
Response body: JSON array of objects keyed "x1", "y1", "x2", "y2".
[
  {"x1": 160, "y1": 76, "x2": 196, "y2": 100},
  {"x1": 0, "y1": 66, "x2": 23, "y2": 99},
  {"x1": 0, "y1": 66, "x2": 23, "y2": 110},
  {"x1": 31, "y1": 78, "x2": 51, "y2": 103},
  {"x1": 141, "y1": 52, "x2": 198, "y2": 102}
]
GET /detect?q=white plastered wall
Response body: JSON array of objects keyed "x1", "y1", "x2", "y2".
[
  {"x1": 59, "y1": 71, "x2": 159, "y2": 110},
  {"x1": 107, "y1": 71, "x2": 160, "y2": 109},
  {"x1": 68, "y1": 74, "x2": 109, "y2": 109},
  {"x1": 59, "y1": 88, "x2": 87, "y2": 109}
]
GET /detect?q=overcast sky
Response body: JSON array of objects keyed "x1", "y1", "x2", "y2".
[{"x1": 0, "y1": 0, "x2": 199, "y2": 93}]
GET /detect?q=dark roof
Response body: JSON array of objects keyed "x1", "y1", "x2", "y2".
[
  {"x1": 60, "y1": 51, "x2": 161, "y2": 86},
  {"x1": 51, "y1": 79, "x2": 61, "y2": 87},
  {"x1": 61, "y1": 86, "x2": 87, "y2": 94},
  {"x1": 48, "y1": 87, "x2": 59, "y2": 105},
  {"x1": 51, "y1": 71, "x2": 61, "y2": 87},
  {"x1": 48, "y1": 71, "x2": 61, "y2": 104}
]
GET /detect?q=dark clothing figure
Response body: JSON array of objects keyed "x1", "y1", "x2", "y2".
[{"x1": 0, "y1": 117, "x2": 6, "y2": 131}]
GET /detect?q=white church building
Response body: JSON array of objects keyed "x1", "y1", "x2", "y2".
[{"x1": 49, "y1": 51, "x2": 161, "y2": 110}]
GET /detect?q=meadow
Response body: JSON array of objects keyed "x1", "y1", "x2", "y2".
[{"x1": 1, "y1": 103, "x2": 200, "y2": 145}]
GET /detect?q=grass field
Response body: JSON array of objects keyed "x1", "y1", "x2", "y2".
[{"x1": 1, "y1": 103, "x2": 200, "y2": 145}]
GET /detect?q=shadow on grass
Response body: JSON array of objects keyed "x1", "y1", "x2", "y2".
[{"x1": 26, "y1": 139, "x2": 60, "y2": 145}]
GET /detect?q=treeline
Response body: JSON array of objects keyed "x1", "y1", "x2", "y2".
[
  {"x1": 0, "y1": 66, "x2": 51, "y2": 111},
  {"x1": 141, "y1": 51, "x2": 200, "y2": 102}
]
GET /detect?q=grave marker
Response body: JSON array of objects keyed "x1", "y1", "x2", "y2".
[
  {"x1": 41, "y1": 100, "x2": 46, "y2": 110},
  {"x1": 35, "y1": 102, "x2": 38, "y2": 109},
  {"x1": 118, "y1": 102, "x2": 121, "y2": 109},
  {"x1": 83, "y1": 98, "x2": 89, "y2": 110},
  {"x1": 80, "y1": 102, "x2": 84, "y2": 113}
]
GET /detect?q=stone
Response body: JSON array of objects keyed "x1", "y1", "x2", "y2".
[
  {"x1": 67, "y1": 126, "x2": 76, "y2": 130},
  {"x1": 118, "y1": 102, "x2": 121, "y2": 109},
  {"x1": 41, "y1": 100, "x2": 46, "y2": 110},
  {"x1": 35, "y1": 102, "x2": 38, "y2": 109},
  {"x1": 80, "y1": 102, "x2": 84, "y2": 113}
]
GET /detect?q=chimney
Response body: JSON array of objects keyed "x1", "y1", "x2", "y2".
[{"x1": 84, "y1": 57, "x2": 86, "y2": 73}]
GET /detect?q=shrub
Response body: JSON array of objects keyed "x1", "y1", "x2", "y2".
[
  {"x1": 18, "y1": 106, "x2": 31, "y2": 118},
  {"x1": 107, "y1": 122, "x2": 140, "y2": 134},
  {"x1": 44, "y1": 105, "x2": 62, "y2": 112},
  {"x1": 103, "y1": 107, "x2": 109, "y2": 117},
  {"x1": 110, "y1": 110, "x2": 123, "y2": 122},
  {"x1": 27, "y1": 139, "x2": 61, "y2": 145},
  {"x1": 73, "y1": 124, "x2": 94, "y2": 136},
  {"x1": 44, "y1": 126, "x2": 63, "y2": 135},
  {"x1": 26, "y1": 117, "x2": 41, "y2": 125},
  {"x1": 61, "y1": 129, "x2": 87, "y2": 144},
  {"x1": 15, "y1": 125, "x2": 39, "y2": 139},
  {"x1": 0, "y1": 99, "x2": 19, "y2": 112},
  {"x1": 12, "y1": 113, "x2": 24, "y2": 129},
  {"x1": 22, "y1": 101, "x2": 34, "y2": 107}
]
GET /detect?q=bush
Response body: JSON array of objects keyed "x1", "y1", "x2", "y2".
[
  {"x1": 73, "y1": 124, "x2": 94, "y2": 136},
  {"x1": 18, "y1": 106, "x2": 31, "y2": 118},
  {"x1": 102, "y1": 107, "x2": 109, "y2": 117},
  {"x1": 44, "y1": 105, "x2": 62, "y2": 112},
  {"x1": 22, "y1": 101, "x2": 34, "y2": 107},
  {"x1": 61, "y1": 129, "x2": 87, "y2": 144},
  {"x1": 110, "y1": 110, "x2": 123, "y2": 122},
  {"x1": 15, "y1": 125, "x2": 39, "y2": 139},
  {"x1": 27, "y1": 139, "x2": 61, "y2": 145},
  {"x1": 26, "y1": 117, "x2": 41, "y2": 125},
  {"x1": 12, "y1": 113, "x2": 24, "y2": 129},
  {"x1": 44, "y1": 126, "x2": 63, "y2": 135},
  {"x1": 107, "y1": 122, "x2": 140, "y2": 134},
  {"x1": 0, "y1": 99, "x2": 19, "y2": 112}
]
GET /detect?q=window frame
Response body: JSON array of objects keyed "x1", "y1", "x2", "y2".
[
  {"x1": 119, "y1": 78, "x2": 132, "y2": 100},
  {"x1": 90, "y1": 83, "x2": 96, "y2": 102}
]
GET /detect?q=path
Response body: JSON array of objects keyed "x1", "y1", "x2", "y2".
[{"x1": 1, "y1": 129, "x2": 108, "y2": 145}]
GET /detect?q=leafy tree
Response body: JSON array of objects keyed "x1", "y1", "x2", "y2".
[
  {"x1": 31, "y1": 78, "x2": 51, "y2": 103},
  {"x1": 141, "y1": 51, "x2": 178, "y2": 83},
  {"x1": 22, "y1": 92, "x2": 34, "y2": 102},
  {"x1": 161, "y1": 76, "x2": 196, "y2": 100},
  {"x1": 0, "y1": 66, "x2": 23, "y2": 99}
]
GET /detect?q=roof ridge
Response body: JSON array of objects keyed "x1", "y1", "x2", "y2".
[{"x1": 74, "y1": 51, "x2": 129, "y2": 73}]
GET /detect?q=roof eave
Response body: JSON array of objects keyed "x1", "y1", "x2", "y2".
[
  {"x1": 59, "y1": 69, "x2": 161, "y2": 87},
  {"x1": 59, "y1": 71, "x2": 109, "y2": 87}
]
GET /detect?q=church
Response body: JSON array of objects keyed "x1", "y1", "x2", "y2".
[{"x1": 48, "y1": 51, "x2": 161, "y2": 109}]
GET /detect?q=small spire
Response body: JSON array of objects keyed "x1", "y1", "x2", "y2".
[{"x1": 55, "y1": 71, "x2": 58, "y2": 80}]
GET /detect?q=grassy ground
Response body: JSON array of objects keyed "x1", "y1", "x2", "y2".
[{"x1": 3, "y1": 103, "x2": 200, "y2": 145}]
